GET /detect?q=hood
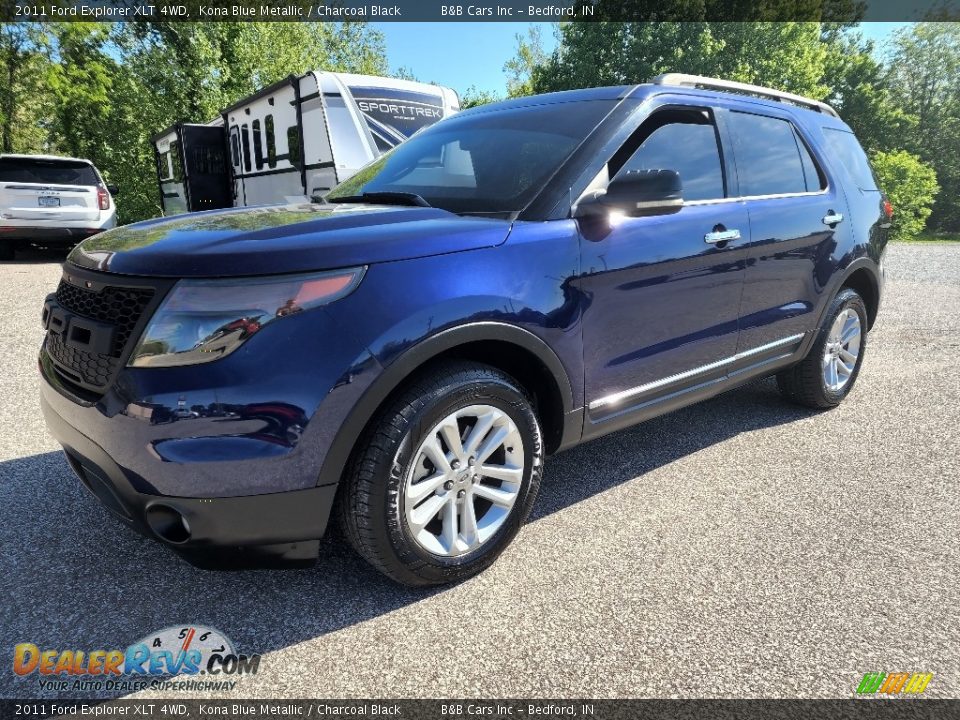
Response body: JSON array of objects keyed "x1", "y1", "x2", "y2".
[{"x1": 67, "y1": 203, "x2": 511, "y2": 277}]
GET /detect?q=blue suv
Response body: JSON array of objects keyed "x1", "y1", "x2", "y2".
[{"x1": 39, "y1": 75, "x2": 890, "y2": 585}]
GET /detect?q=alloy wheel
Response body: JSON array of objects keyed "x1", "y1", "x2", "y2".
[
  {"x1": 403, "y1": 404, "x2": 524, "y2": 557},
  {"x1": 822, "y1": 308, "x2": 862, "y2": 391}
]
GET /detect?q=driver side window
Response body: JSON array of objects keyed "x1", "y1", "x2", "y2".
[{"x1": 615, "y1": 108, "x2": 726, "y2": 202}]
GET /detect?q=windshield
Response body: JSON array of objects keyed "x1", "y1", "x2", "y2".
[
  {"x1": 0, "y1": 158, "x2": 99, "y2": 186},
  {"x1": 326, "y1": 100, "x2": 614, "y2": 216}
]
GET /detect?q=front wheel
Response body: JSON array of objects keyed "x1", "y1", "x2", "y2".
[
  {"x1": 338, "y1": 361, "x2": 543, "y2": 586},
  {"x1": 776, "y1": 288, "x2": 868, "y2": 409}
]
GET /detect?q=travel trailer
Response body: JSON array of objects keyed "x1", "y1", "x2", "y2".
[{"x1": 152, "y1": 72, "x2": 460, "y2": 215}]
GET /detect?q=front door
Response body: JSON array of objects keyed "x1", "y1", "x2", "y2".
[{"x1": 578, "y1": 103, "x2": 750, "y2": 434}]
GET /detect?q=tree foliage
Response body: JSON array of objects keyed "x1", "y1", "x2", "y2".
[
  {"x1": 871, "y1": 150, "x2": 939, "y2": 242},
  {"x1": 886, "y1": 23, "x2": 960, "y2": 231}
]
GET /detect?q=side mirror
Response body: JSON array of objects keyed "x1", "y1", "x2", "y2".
[
  {"x1": 576, "y1": 169, "x2": 683, "y2": 218},
  {"x1": 106, "y1": 184, "x2": 119, "y2": 196}
]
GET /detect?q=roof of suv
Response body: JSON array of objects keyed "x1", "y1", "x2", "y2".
[
  {"x1": 0, "y1": 153, "x2": 95, "y2": 165},
  {"x1": 457, "y1": 75, "x2": 850, "y2": 130}
]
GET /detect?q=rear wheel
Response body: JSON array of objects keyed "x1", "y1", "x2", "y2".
[
  {"x1": 0, "y1": 243, "x2": 13, "y2": 261},
  {"x1": 338, "y1": 361, "x2": 543, "y2": 586},
  {"x1": 776, "y1": 288, "x2": 868, "y2": 409}
]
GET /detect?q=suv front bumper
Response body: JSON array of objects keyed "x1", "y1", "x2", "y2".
[{"x1": 39, "y1": 363, "x2": 337, "y2": 565}]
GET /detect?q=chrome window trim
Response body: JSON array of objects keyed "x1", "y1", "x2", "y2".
[
  {"x1": 588, "y1": 333, "x2": 806, "y2": 411},
  {"x1": 684, "y1": 188, "x2": 830, "y2": 206}
]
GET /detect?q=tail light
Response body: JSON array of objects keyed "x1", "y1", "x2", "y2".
[
  {"x1": 882, "y1": 198, "x2": 893, "y2": 219},
  {"x1": 97, "y1": 186, "x2": 110, "y2": 211}
]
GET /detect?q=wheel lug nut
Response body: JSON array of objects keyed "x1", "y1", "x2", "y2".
[
  {"x1": 451, "y1": 460, "x2": 460, "y2": 470},
  {"x1": 457, "y1": 490, "x2": 465, "y2": 499},
  {"x1": 468, "y1": 456, "x2": 476, "y2": 466},
  {"x1": 444, "y1": 481, "x2": 454, "y2": 491}
]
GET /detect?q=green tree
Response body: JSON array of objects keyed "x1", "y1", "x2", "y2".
[
  {"x1": 819, "y1": 27, "x2": 916, "y2": 153},
  {"x1": 0, "y1": 18, "x2": 48, "y2": 152},
  {"x1": 45, "y1": 24, "x2": 116, "y2": 165},
  {"x1": 532, "y1": 22, "x2": 830, "y2": 99},
  {"x1": 887, "y1": 23, "x2": 960, "y2": 231},
  {"x1": 504, "y1": 25, "x2": 548, "y2": 98},
  {"x1": 871, "y1": 150, "x2": 939, "y2": 241},
  {"x1": 460, "y1": 85, "x2": 500, "y2": 109}
]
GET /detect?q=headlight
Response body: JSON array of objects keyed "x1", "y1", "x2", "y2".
[{"x1": 128, "y1": 267, "x2": 365, "y2": 368}]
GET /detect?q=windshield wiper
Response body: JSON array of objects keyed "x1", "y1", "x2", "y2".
[{"x1": 326, "y1": 191, "x2": 432, "y2": 208}]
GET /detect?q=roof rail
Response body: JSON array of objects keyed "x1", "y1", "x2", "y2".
[{"x1": 651, "y1": 73, "x2": 840, "y2": 118}]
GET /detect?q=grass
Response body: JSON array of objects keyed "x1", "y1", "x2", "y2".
[{"x1": 894, "y1": 232, "x2": 960, "y2": 244}]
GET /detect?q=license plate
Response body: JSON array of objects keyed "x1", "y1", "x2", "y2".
[{"x1": 38, "y1": 196, "x2": 60, "y2": 207}]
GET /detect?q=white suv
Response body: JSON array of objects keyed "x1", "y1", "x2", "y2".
[{"x1": 0, "y1": 154, "x2": 117, "y2": 260}]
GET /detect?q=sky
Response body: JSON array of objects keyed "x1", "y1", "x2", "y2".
[
  {"x1": 371, "y1": 22, "x2": 558, "y2": 98},
  {"x1": 373, "y1": 22, "x2": 912, "y2": 99}
]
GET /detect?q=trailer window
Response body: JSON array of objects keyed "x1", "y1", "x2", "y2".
[
  {"x1": 252, "y1": 119, "x2": 264, "y2": 170},
  {"x1": 287, "y1": 126, "x2": 301, "y2": 170},
  {"x1": 265, "y1": 115, "x2": 277, "y2": 168},
  {"x1": 157, "y1": 151, "x2": 171, "y2": 181},
  {"x1": 170, "y1": 141, "x2": 184, "y2": 183},
  {"x1": 230, "y1": 131, "x2": 240, "y2": 168},
  {"x1": 192, "y1": 146, "x2": 224, "y2": 176},
  {"x1": 240, "y1": 124, "x2": 251, "y2": 172}
]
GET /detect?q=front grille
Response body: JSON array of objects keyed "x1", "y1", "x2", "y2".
[
  {"x1": 46, "y1": 331, "x2": 119, "y2": 387},
  {"x1": 55, "y1": 281, "x2": 153, "y2": 357},
  {"x1": 45, "y1": 277, "x2": 155, "y2": 393}
]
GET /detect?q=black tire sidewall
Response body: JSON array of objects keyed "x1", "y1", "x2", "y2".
[
  {"x1": 381, "y1": 371, "x2": 542, "y2": 584},
  {"x1": 813, "y1": 289, "x2": 869, "y2": 406}
]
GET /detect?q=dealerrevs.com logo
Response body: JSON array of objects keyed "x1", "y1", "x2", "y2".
[
  {"x1": 856, "y1": 672, "x2": 934, "y2": 696},
  {"x1": 13, "y1": 625, "x2": 260, "y2": 693}
]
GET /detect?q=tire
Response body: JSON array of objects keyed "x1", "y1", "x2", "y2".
[
  {"x1": 776, "y1": 288, "x2": 868, "y2": 409},
  {"x1": 0, "y1": 243, "x2": 13, "y2": 261},
  {"x1": 338, "y1": 360, "x2": 543, "y2": 586}
]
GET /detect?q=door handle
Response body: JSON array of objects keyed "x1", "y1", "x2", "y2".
[
  {"x1": 822, "y1": 211, "x2": 844, "y2": 226},
  {"x1": 704, "y1": 228, "x2": 741, "y2": 244}
]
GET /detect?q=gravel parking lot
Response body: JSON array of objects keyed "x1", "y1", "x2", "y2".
[{"x1": 0, "y1": 243, "x2": 957, "y2": 700}]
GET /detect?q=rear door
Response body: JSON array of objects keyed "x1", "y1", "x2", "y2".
[
  {"x1": 0, "y1": 157, "x2": 100, "y2": 223},
  {"x1": 180, "y1": 125, "x2": 231, "y2": 212},
  {"x1": 724, "y1": 108, "x2": 854, "y2": 352}
]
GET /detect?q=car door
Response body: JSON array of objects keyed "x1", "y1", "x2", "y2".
[
  {"x1": 724, "y1": 108, "x2": 854, "y2": 353},
  {"x1": 578, "y1": 102, "x2": 750, "y2": 435}
]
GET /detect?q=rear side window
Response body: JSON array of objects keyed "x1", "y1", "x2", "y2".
[
  {"x1": 728, "y1": 112, "x2": 820, "y2": 196},
  {"x1": 240, "y1": 125, "x2": 251, "y2": 172},
  {"x1": 252, "y1": 119, "x2": 264, "y2": 170},
  {"x1": 0, "y1": 158, "x2": 98, "y2": 185},
  {"x1": 618, "y1": 119, "x2": 725, "y2": 201},
  {"x1": 265, "y1": 115, "x2": 277, "y2": 168},
  {"x1": 287, "y1": 126, "x2": 301, "y2": 170},
  {"x1": 822, "y1": 127, "x2": 878, "y2": 191},
  {"x1": 170, "y1": 141, "x2": 184, "y2": 183},
  {"x1": 230, "y1": 130, "x2": 241, "y2": 168},
  {"x1": 157, "y1": 151, "x2": 171, "y2": 181}
]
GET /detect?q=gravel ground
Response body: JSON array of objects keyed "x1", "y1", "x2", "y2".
[{"x1": 0, "y1": 243, "x2": 957, "y2": 700}]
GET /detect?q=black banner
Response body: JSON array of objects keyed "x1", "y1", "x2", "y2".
[
  {"x1": 4, "y1": 0, "x2": 960, "y2": 22},
  {"x1": 2, "y1": 700, "x2": 959, "y2": 720}
]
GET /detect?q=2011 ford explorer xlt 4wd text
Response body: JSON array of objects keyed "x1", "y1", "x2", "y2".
[
  {"x1": 39, "y1": 75, "x2": 891, "y2": 586},
  {"x1": 1, "y1": 154, "x2": 118, "y2": 260}
]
